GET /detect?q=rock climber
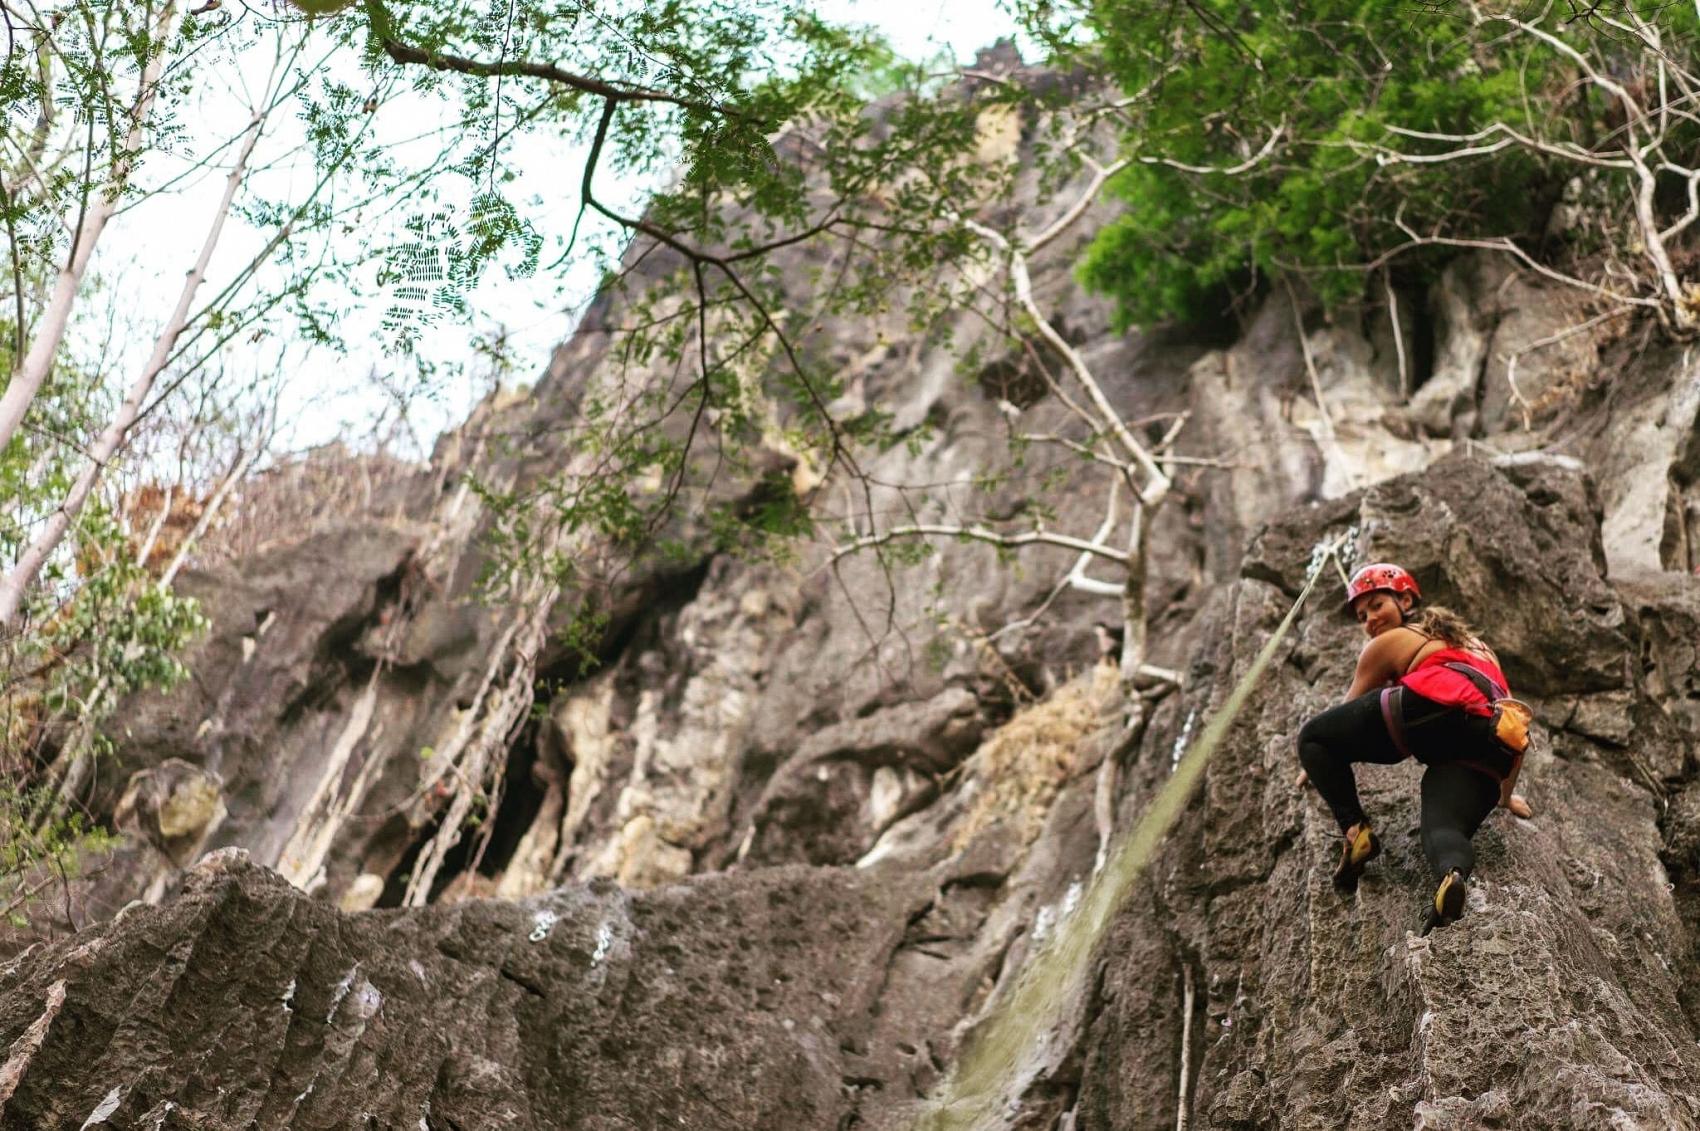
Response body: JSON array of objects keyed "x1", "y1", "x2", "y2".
[{"x1": 1294, "y1": 562, "x2": 1533, "y2": 930}]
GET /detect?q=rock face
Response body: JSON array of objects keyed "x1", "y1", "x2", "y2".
[
  {"x1": 0, "y1": 852, "x2": 937, "y2": 1130},
  {"x1": 1114, "y1": 455, "x2": 1700, "y2": 1130},
  {"x1": 5, "y1": 454, "x2": 1699, "y2": 1130},
  {"x1": 6, "y1": 59, "x2": 1700, "y2": 1131},
  {"x1": 112, "y1": 759, "x2": 226, "y2": 869}
]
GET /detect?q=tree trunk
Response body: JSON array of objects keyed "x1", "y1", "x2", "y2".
[
  {"x1": 0, "y1": 86, "x2": 262, "y2": 629},
  {"x1": 0, "y1": 2, "x2": 182, "y2": 458}
]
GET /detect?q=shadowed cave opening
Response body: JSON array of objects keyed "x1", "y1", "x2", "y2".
[
  {"x1": 374, "y1": 560, "x2": 715, "y2": 906},
  {"x1": 372, "y1": 722, "x2": 549, "y2": 906}
]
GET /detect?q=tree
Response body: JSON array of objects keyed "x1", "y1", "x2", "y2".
[
  {"x1": 1041, "y1": 0, "x2": 1700, "y2": 333},
  {"x1": 0, "y1": 1, "x2": 469, "y2": 895},
  {"x1": 0, "y1": 1, "x2": 183, "y2": 455}
]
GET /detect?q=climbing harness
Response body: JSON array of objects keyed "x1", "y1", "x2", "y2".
[
  {"x1": 914, "y1": 529, "x2": 1355, "y2": 1131},
  {"x1": 1445, "y1": 661, "x2": 1534, "y2": 757},
  {"x1": 1381, "y1": 660, "x2": 1532, "y2": 782}
]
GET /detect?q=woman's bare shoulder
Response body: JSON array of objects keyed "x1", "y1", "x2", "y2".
[
  {"x1": 1369, "y1": 625, "x2": 1431, "y2": 655},
  {"x1": 1361, "y1": 626, "x2": 1433, "y2": 672},
  {"x1": 1355, "y1": 625, "x2": 1425, "y2": 672}
]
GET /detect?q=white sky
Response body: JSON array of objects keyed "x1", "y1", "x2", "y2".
[{"x1": 98, "y1": 0, "x2": 1024, "y2": 460}]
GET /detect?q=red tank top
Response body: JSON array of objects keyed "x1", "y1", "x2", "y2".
[{"x1": 1399, "y1": 646, "x2": 1508, "y2": 717}]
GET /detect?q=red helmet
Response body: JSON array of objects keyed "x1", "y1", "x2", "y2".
[{"x1": 1344, "y1": 562, "x2": 1420, "y2": 612}]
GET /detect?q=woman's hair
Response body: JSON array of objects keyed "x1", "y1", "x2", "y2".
[{"x1": 1404, "y1": 604, "x2": 1485, "y2": 651}]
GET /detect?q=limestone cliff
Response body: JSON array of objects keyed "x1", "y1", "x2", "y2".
[{"x1": 3, "y1": 59, "x2": 1700, "y2": 1131}]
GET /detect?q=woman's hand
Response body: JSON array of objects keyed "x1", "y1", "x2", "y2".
[
  {"x1": 1500, "y1": 793, "x2": 1533, "y2": 818},
  {"x1": 1295, "y1": 768, "x2": 1309, "y2": 789}
]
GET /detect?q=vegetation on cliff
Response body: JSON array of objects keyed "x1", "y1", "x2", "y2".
[{"x1": 1061, "y1": 1, "x2": 1700, "y2": 328}]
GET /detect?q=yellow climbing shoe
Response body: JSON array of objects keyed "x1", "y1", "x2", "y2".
[
  {"x1": 1432, "y1": 869, "x2": 1467, "y2": 928},
  {"x1": 1332, "y1": 824, "x2": 1380, "y2": 893}
]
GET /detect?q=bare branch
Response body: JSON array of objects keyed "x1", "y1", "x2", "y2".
[
  {"x1": 1657, "y1": 161, "x2": 1700, "y2": 240},
  {"x1": 1502, "y1": 304, "x2": 1635, "y2": 429},
  {"x1": 1134, "y1": 120, "x2": 1286, "y2": 176},
  {"x1": 1367, "y1": 227, "x2": 1661, "y2": 312},
  {"x1": 832, "y1": 523, "x2": 1132, "y2": 566},
  {"x1": 967, "y1": 218, "x2": 1172, "y2": 502},
  {"x1": 1017, "y1": 431, "x2": 1132, "y2": 473},
  {"x1": 1176, "y1": 964, "x2": 1195, "y2": 1131},
  {"x1": 1384, "y1": 271, "x2": 1408, "y2": 400},
  {"x1": 1284, "y1": 278, "x2": 1357, "y2": 492},
  {"x1": 1027, "y1": 156, "x2": 1129, "y2": 255},
  {"x1": 1472, "y1": 3, "x2": 1693, "y2": 326},
  {"x1": 158, "y1": 444, "x2": 256, "y2": 589}
]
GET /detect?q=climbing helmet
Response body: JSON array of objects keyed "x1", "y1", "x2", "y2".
[{"x1": 1344, "y1": 562, "x2": 1420, "y2": 613}]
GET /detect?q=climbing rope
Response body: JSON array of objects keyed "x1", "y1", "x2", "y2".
[{"x1": 914, "y1": 529, "x2": 1354, "y2": 1130}]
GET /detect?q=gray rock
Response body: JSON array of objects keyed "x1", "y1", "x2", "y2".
[
  {"x1": 112, "y1": 760, "x2": 225, "y2": 868},
  {"x1": 13, "y1": 53, "x2": 1700, "y2": 1131}
]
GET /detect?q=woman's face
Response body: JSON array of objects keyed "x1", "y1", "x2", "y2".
[{"x1": 1352, "y1": 590, "x2": 1411, "y2": 638}]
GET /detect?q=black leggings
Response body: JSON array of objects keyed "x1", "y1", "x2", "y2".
[{"x1": 1298, "y1": 688, "x2": 1500, "y2": 880}]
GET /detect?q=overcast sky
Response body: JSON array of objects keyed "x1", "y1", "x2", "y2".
[{"x1": 99, "y1": 1, "x2": 1024, "y2": 459}]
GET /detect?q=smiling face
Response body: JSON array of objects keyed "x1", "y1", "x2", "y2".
[{"x1": 1351, "y1": 589, "x2": 1413, "y2": 638}]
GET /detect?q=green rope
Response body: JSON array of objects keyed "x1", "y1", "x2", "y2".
[{"x1": 915, "y1": 532, "x2": 1350, "y2": 1130}]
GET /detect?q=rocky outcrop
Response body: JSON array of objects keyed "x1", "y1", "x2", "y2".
[
  {"x1": 6, "y1": 454, "x2": 1700, "y2": 1129},
  {"x1": 8, "y1": 54, "x2": 1700, "y2": 1131},
  {"x1": 1126, "y1": 455, "x2": 1700, "y2": 1129},
  {"x1": 113, "y1": 759, "x2": 226, "y2": 869},
  {"x1": 0, "y1": 850, "x2": 936, "y2": 1130}
]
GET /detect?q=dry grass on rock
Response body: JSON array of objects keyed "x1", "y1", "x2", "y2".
[{"x1": 952, "y1": 664, "x2": 1121, "y2": 851}]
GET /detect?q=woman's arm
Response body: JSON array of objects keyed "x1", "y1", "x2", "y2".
[
  {"x1": 1344, "y1": 629, "x2": 1422, "y2": 699},
  {"x1": 1498, "y1": 754, "x2": 1521, "y2": 807},
  {"x1": 1498, "y1": 755, "x2": 1533, "y2": 816},
  {"x1": 1295, "y1": 630, "x2": 1424, "y2": 791}
]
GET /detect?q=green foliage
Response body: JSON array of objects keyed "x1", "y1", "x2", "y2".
[
  {"x1": 0, "y1": 779, "x2": 114, "y2": 921},
  {"x1": 710, "y1": 469, "x2": 815, "y2": 556},
  {"x1": 0, "y1": 302, "x2": 207, "y2": 919},
  {"x1": 0, "y1": 305, "x2": 206, "y2": 700},
  {"x1": 40, "y1": 515, "x2": 210, "y2": 703},
  {"x1": 1063, "y1": 1, "x2": 1693, "y2": 325},
  {"x1": 272, "y1": 0, "x2": 1016, "y2": 607},
  {"x1": 0, "y1": 502, "x2": 208, "y2": 915}
]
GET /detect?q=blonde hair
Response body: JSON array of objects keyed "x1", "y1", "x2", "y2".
[{"x1": 1404, "y1": 604, "x2": 1486, "y2": 651}]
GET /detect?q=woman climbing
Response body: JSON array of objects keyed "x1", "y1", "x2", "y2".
[{"x1": 1295, "y1": 563, "x2": 1533, "y2": 930}]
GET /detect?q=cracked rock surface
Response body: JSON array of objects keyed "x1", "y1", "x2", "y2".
[
  {"x1": 5, "y1": 457, "x2": 1699, "y2": 1130},
  {"x1": 6, "y1": 56, "x2": 1700, "y2": 1131}
]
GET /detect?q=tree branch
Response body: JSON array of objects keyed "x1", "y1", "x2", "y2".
[
  {"x1": 1365, "y1": 227, "x2": 1661, "y2": 312},
  {"x1": 976, "y1": 218, "x2": 1173, "y2": 503},
  {"x1": 369, "y1": 4, "x2": 741, "y2": 120},
  {"x1": 0, "y1": 0, "x2": 182, "y2": 461},
  {"x1": 832, "y1": 523, "x2": 1132, "y2": 566},
  {"x1": 1134, "y1": 119, "x2": 1286, "y2": 176},
  {"x1": 573, "y1": 97, "x2": 868, "y2": 502}
]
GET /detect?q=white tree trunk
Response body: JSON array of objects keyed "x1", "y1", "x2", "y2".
[
  {"x1": 0, "y1": 2, "x2": 182, "y2": 458},
  {"x1": 0, "y1": 88, "x2": 262, "y2": 629}
]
